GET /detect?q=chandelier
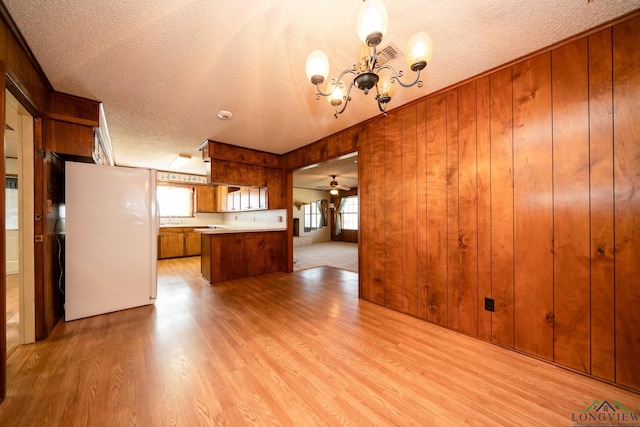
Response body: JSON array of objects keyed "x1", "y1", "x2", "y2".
[{"x1": 306, "y1": 0, "x2": 433, "y2": 118}]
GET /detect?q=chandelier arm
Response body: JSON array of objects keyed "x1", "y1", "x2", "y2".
[
  {"x1": 314, "y1": 67, "x2": 358, "y2": 97},
  {"x1": 377, "y1": 98, "x2": 388, "y2": 116},
  {"x1": 376, "y1": 65, "x2": 424, "y2": 88},
  {"x1": 333, "y1": 81, "x2": 355, "y2": 118},
  {"x1": 374, "y1": 85, "x2": 388, "y2": 116}
]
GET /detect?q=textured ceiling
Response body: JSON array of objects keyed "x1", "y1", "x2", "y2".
[
  {"x1": 293, "y1": 153, "x2": 359, "y2": 191},
  {"x1": 3, "y1": 1, "x2": 640, "y2": 181}
]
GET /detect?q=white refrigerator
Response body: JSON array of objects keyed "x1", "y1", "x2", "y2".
[{"x1": 64, "y1": 162, "x2": 158, "y2": 321}]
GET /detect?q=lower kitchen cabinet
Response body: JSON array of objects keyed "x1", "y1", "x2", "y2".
[
  {"x1": 200, "y1": 231, "x2": 285, "y2": 283},
  {"x1": 158, "y1": 228, "x2": 202, "y2": 259},
  {"x1": 184, "y1": 232, "x2": 201, "y2": 256},
  {"x1": 158, "y1": 233, "x2": 184, "y2": 259}
]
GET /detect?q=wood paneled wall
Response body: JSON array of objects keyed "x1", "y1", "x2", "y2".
[
  {"x1": 292, "y1": 13, "x2": 640, "y2": 392},
  {"x1": 359, "y1": 15, "x2": 640, "y2": 391}
]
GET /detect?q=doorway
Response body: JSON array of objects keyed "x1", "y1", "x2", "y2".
[
  {"x1": 5, "y1": 90, "x2": 35, "y2": 359},
  {"x1": 292, "y1": 153, "x2": 359, "y2": 272}
]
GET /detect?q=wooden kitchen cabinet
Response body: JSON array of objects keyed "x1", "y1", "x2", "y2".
[
  {"x1": 47, "y1": 119, "x2": 94, "y2": 157},
  {"x1": 158, "y1": 227, "x2": 202, "y2": 259},
  {"x1": 200, "y1": 231, "x2": 285, "y2": 283},
  {"x1": 196, "y1": 186, "x2": 216, "y2": 213},
  {"x1": 184, "y1": 232, "x2": 201, "y2": 256},
  {"x1": 158, "y1": 233, "x2": 184, "y2": 259}
]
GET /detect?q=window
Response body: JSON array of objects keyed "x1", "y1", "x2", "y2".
[
  {"x1": 304, "y1": 201, "x2": 323, "y2": 232},
  {"x1": 157, "y1": 185, "x2": 194, "y2": 217},
  {"x1": 340, "y1": 196, "x2": 358, "y2": 230}
]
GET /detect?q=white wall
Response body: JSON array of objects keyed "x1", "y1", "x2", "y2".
[{"x1": 293, "y1": 188, "x2": 330, "y2": 243}]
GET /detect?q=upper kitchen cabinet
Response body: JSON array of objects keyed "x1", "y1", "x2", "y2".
[
  {"x1": 48, "y1": 92, "x2": 99, "y2": 125},
  {"x1": 44, "y1": 92, "x2": 112, "y2": 164},
  {"x1": 199, "y1": 185, "x2": 268, "y2": 212},
  {"x1": 195, "y1": 185, "x2": 216, "y2": 213},
  {"x1": 203, "y1": 140, "x2": 285, "y2": 209},
  {"x1": 46, "y1": 119, "x2": 94, "y2": 158}
]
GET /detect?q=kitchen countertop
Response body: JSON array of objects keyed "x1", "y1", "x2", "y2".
[{"x1": 195, "y1": 227, "x2": 286, "y2": 234}]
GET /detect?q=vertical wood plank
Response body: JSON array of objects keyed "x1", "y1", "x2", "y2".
[
  {"x1": 613, "y1": 15, "x2": 640, "y2": 391},
  {"x1": 551, "y1": 38, "x2": 591, "y2": 372},
  {"x1": 489, "y1": 68, "x2": 515, "y2": 348},
  {"x1": 359, "y1": 124, "x2": 372, "y2": 300},
  {"x1": 513, "y1": 53, "x2": 554, "y2": 361},
  {"x1": 476, "y1": 76, "x2": 492, "y2": 341},
  {"x1": 416, "y1": 100, "x2": 428, "y2": 320},
  {"x1": 0, "y1": 60, "x2": 5, "y2": 402},
  {"x1": 384, "y1": 111, "x2": 403, "y2": 311},
  {"x1": 447, "y1": 90, "x2": 460, "y2": 330},
  {"x1": 402, "y1": 104, "x2": 418, "y2": 316},
  {"x1": 426, "y1": 93, "x2": 448, "y2": 326},
  {"x1": 458, "y1": 81, "x2": 479, "y2": 336},
  {"x1": 243, "y1": 233, "x2": 265, "y2": 277},
  {"x1": 588, "y1": 27, "x2": 615, "y2": 382},
  {"x1": 372, "y1": 118, "x2": 386, "y2": 305}
]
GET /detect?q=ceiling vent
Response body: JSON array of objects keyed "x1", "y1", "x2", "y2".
[{"x1": 376, "y1": 42, "x2": 402, "y2": 66}]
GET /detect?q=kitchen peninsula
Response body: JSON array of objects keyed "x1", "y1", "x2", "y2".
[
  {"x1": 195, "y1": 140, "x2": 290, "y2": 284},
  {"x1": 197, "y1": 226, "x2": 286, "y2": 284}
]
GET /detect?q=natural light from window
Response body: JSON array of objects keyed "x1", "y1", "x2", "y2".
[
  {"x1": 341, "y1": 196, "x2": 358, "y2": 230},
  {"x1": 157, "y1": 185, "x2": 194, "y2": 217}
]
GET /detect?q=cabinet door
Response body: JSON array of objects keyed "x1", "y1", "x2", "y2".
[
  {"x1": 196, "y1": 186, "x2": 215, "y2": 213},
  {"x1": 241, "y1": 187, "x2": 252, "y2": 210},
  {"x1": 48, "y1": 120, "x2": 94, "y2": 157},
  {"x1": 184, "y1": 232, "x2": 201, "y2": 256},
  {"x1": 248, "y1": 187, "x2": 261, "y2": 210},
  {"x1": 227, "y1": 190, "x2": 241, "y2": 211},
  {"x1": 259, "y1": 188, "x2": 268, "y2": 209},
  {"x1": 158, "y1": 234, "x2": 184, "y2": 259}
]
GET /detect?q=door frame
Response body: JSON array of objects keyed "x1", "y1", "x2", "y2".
[{"x1": 6, "y1": 90, "x2": 36, "y2": 345}]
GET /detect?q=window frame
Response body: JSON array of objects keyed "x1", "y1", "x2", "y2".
[
  {"x1": 339, "y1": 195, "x2": 358, "y2": 231},
  {"x1": 303, "y1": 200, "x2": 323, "y2": 232}
]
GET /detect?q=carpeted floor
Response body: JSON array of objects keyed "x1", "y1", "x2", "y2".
[{"x1": 293, "y1": 241, "x2": 358, "y2": 272}]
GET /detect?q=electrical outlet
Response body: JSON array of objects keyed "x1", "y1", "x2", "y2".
[{"x1": 484, "y1": 297, "x2": 495, "y2": 312}]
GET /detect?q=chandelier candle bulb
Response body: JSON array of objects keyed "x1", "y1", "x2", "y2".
[
  {"x1": 405, "y1": 31, "x2": 433, "y2": 71},
  {"x1": 357, "y1": 0, "x2": 389, "y2": 46},
  {"x1": 378, "y1": 75, "x2": 396, "y2": 103},
  {"x1": 328, "y1": 86, "x2": 344, "y2": 106},
  {"x1": 306, "y1": 50, "x2": 330, "y2": 84}
]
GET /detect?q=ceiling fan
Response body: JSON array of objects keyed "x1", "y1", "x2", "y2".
[{"x1": 317, "y1": 175, "x2": 351, "y2": 195}]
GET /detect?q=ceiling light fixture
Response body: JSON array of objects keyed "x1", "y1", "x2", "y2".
[
  {"x1": 330, "y1": 188, "x2": 339, "y2": 196},
  {"x1": 217, "y1": 109, "x2": 234, "y2": 120},
  {"x1": 306, "y1": 0, "x2": 433, "y2": 118},
  {"x1": 170, "y1": 153, "x2": 191, "y2": 169}
]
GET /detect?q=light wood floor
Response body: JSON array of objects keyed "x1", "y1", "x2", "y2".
[
  {"x1": 5, "y1": 274, "x2": 19, "y2": 360},
  {"x1": 0, "y1": 257, "x2": 638, "y2": 426}
]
